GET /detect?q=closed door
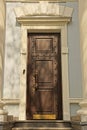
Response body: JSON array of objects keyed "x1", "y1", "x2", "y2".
[{"x1": 26, "y1": 33, "x2": 63, "y2": 120}]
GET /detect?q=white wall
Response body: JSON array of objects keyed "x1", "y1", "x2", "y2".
[
  {"x1": 3, "y1": 2, "x2": 21, "y2": 117},
  {"x1": 3, "y1": 2, "x2": 21, "y2": 99}
]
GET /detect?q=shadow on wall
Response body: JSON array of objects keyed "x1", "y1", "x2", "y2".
[
  {"x1": 0, "y1": 0, "x2": 5, "y2": 95},
  {"x1": 0, "y1": 24, "x2": 5, "y2": 93},
  {"x1": 80, "y1": 1, "x2": 87, "y2": 98}
]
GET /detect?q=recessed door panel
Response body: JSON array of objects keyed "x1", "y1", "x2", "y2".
[
  {"x1": 35, "y1": 60, "x2": 53, "y2": 82},
  {"x1": 35, "y1": 90, "x2": 54, "y2": 113},
  {"x1": 35, "y1": 38, "x2": 53, "y2": 52}
]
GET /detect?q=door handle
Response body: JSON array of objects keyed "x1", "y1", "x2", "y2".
[
  {"x1": 32, "y1": 83, "x2": 38, "y2": 95},
  {"x1": 32, "y1": 71, "x2": 38, "y2": 95},
  {"x1": 34, "y1": 70, "x2": 38, "y2": 82},
  {"x1": 32, "y1": 70, "x2": 38, "y2": 83},
  {"x1": 35, "y1": 83, "x2": 38, "y2": 90}
]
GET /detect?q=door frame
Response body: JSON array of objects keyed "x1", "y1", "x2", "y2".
[
  {"x1": 18, "y1": 22, "x2": 70, "y2": 120},
  {"x1": 15, "y1": 3, "x2": 73, "y2": 119}
]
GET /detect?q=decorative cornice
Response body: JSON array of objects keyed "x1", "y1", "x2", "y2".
[
  {"x1": 1, "y1": 99, "x2": 20, "y2": 105},
  {"x1": 69, "y1": 98, "x2": 83, "y2": 104},
  {"x1": 14, "y1": 1, "x2": 73, "y2": 26},
  {"x1": 14, "y1": 2, "x2": 73, "y2": 25},
  {"x1": 14, "y1": 2, "x2": 59, "y2": 17},
  {"x1": 1, "y1": 98, "x2": 83, "y2": 105},
  {"x1": 17, "y1": 16, "x2": 71, "y2": 25},
  {"x1": 14, "y1": 2, "x2": 73, "y2": 18}
]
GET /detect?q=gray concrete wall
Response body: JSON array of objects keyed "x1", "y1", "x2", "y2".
[
  {"x1": 67, "y1": 1, "x2": 82, "y2": 116},
  {"x1": 60, "y1": 1, "x2": 82, "y2": 116},
  {"x1": 59, "y1": 1, "x2": 82, "y2": 98},
  {"x1": 67, "y1": 2, "x2": 82, "y2": 98}
]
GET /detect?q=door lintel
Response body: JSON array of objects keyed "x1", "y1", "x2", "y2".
[{"x1": 17, "y1": 16, "x2": 71, "y2": 26}]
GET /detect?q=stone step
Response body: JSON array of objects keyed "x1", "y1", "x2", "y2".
[
  {"x1": 12, "y1": 127, "x2": 72, "y2": 130},
  {"x1": 12, "y1": 120, "x2": 72, "y2": 130},
  {"x1": 13, "y1": 120, "x2": 72, "y2": 127}
]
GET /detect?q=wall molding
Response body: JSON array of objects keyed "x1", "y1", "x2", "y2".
[
  {"x1": 1, "y1": 98, "x2": 83, "y2": 105},
  {"x1": 5, "y1": 0, "x2": 78, "y2": 2},
  {"x1": 1, "y1": 99, "x2": 20, "y2": 105},
  {"x1": 69, "y1": 98, "x2": 83, "y2": 104},
  {"x1": 14, "y1": 2, "x2": 73, "y2": 19}
]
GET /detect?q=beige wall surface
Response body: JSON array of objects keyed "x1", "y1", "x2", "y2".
[
  {"x1": 79, "y1": 0, "x2": 87, "y2": 99},
  {"x1": 76, "y1": 0, "x2": 87, "y2": 122},
  {"x1": 0, "y1": 0, "x2": 5, "y2": 99}
]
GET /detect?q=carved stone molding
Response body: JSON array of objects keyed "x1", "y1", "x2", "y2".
[
  {"x1": 17, "y1": 16, "x2": 71, "y2": 26},
  {"x1": 14, "y1": 2, "x2": 73, "y2": 18},
  {"x1": 0, "y1": 100, "x2": 8, "y2": 121},
  {"x1": 1, "y1": 99, "x2": 20, "y2": 105},
  {"x1": 69, "y1": 98, "x2": 83, "y2": 104}
]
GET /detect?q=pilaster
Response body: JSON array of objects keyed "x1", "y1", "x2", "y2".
[
  {"x1": 0, "y1": 0, "x2": 5, "y2": 98},
  {"x1": 0, "y1": 0, "x2": 8, "y2": 123},
  {"x1": 77, "y1": 0, "x2": 87, "y2": 121}
]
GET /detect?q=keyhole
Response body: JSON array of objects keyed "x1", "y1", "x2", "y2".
[{"x1": 23, "y1": 69, "x2": 25, "y2": 74}]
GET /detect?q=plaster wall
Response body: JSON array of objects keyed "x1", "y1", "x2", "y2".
[
  {"x1": 79, "y1": 0, "x2": 87, "y2": 99},
  {"x1": 67, "y1": 2, "x2": 82, "y2": 98},
  {"x1": 3, "y1": 2, "x2": 21, "y2": 99},
  {"x1": 67, "y1": 1, "x2": 82, "y2": 116},
  {"x1": 60, "y1": 1, "x2": 82, "y2": 116},
  {"x1": 60, "y1": 1, "x2": 82, "y2": 98},
  {"x1": 3, "y1": 2, "x2": 21, "y2": 117}
]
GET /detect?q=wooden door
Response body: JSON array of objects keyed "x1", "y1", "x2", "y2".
[{"x1": 26, "y1": 33, "x2": 63, "y2": 120}]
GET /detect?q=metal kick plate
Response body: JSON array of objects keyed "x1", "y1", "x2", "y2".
[{"x1": 33, "y1": 114, "x2": 56, "y2": 119}]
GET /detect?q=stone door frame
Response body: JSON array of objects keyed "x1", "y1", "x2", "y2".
[{"x1": 19, "y1": 23, "x2": 70, "y2": 120}]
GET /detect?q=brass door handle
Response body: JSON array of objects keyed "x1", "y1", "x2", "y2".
[
  {"x1": 32, "y1": 71, "x2": 38, "y2": 83},
  {"x1": 32, "y1": 71, "x2": 38, "y2": 95},
  {"x1": 35, "y1": 83, "x2": 38, "y2": 90},
  {"x1": 34, "y1": 71, "x2": 38, "y2": 82},
  {"x1": 32, "y1": 83, "x2": 38, "y2": 95}
]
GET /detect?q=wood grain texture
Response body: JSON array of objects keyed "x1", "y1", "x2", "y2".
[{"x1": 26, "y1": 33, "x2": 62, "y2": 120}]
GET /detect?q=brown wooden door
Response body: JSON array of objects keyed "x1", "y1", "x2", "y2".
[{"x1": 26, "y1": 33, "x2": 63, "y2": 120}]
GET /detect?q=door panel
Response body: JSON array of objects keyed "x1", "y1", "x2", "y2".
[
  {"x1": 26, "y1": 33, "x2": 62, "y2": 120},
  {"x1": 35, "y1": 38, "x2": 53, "y2": 52},
  {"x1": 35, "y1": 90, "x2": 54, "y2": 113},
  {"x1": 36, "y1": 60, "x2": 53, "y2": 82}
]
